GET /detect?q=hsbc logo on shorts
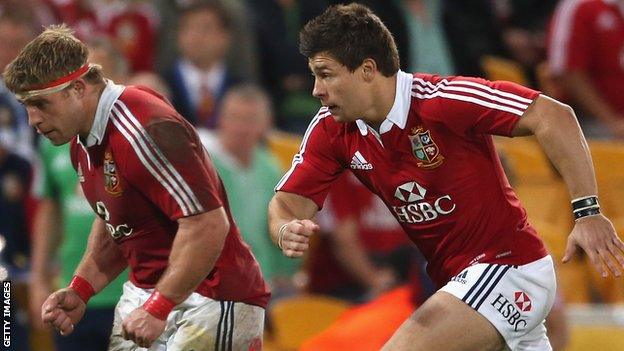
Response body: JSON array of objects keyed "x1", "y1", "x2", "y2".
[
  {"x1": 491, "y1": 293, "x2": 529, "y2": 332},
  {"x1": 391, "y1": 181, "x2": 456, "y2": 223},
  {"x1": 514, "y1": 291, "x2": 532, "y2": 312}
]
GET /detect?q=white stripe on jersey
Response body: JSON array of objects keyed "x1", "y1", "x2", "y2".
[
  {"x1": 411, "y1": 79, "x2": 529, "y2": 116},
  {"x1": 110, "y1": 110, "x2": 192, "y2": 215},
  {"x1": 413, "y1": 77, "x2": 532, "y2": 105},
  {"x1": 275, "y1": 108, "x2": 331, "y2": 191},
  {"x1": 115, "y1": 101, "x2": 203, "y2": 213},
  {"x1": 110, "y1": 103, "x2": 202, "y2": 216},
  {"x1": 548, "y1": 0, "x2": 585, "y2": 74}
]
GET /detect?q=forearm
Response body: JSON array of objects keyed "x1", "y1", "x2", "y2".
[
  {"x1": 74, "y1": 217, "x2": 127, "y2": 293},
  {"x1": 559, "y1": 72, "x2": 620, "y2": 126},
  {"x1": 268, "y1": 191, "x2": 318, "y2": 245},
  {"x1": 155, "y1": 208, "x2": 229, "y2": 304},
  {"x1": 515, "y1": 95, "x2": 597, "y2": 198},
  {"x1": 31, "y1": 199, "x2": 62, "y2": 284}
]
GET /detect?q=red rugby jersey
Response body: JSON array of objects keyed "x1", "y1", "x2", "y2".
[
  {"x1": 70, "y1": 82, "x2": 269, "y2": 307},
  {"x1": 277, "y1": 71, "x2": 548, "y2": 287}
]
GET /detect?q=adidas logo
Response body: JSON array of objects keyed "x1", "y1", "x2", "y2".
[
  {"x1": 350, "y1": 151, "x2": 373, "y2": 170},
  {"x1": 451, "y1": 270, "x2": 468, "y2": 284}
]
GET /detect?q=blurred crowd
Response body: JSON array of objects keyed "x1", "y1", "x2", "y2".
[{"x1": 0, "y1": 0, "x2": 623, "y2": 350}]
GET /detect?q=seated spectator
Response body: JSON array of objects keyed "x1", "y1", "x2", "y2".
[
  {"x1": 163, "y1": 0, "x2": 242, "y2": 128},
  {"x1": 198, "y1": 84, "x2": 299, "y2": 296},
  {"x1": 548, "y1": 0, "x2": 624, "y2": 139}
]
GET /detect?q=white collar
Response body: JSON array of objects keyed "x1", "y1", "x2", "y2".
[
  {"x1": 356, "y1": 70, "x2": 413, "y2": 136},
  {"x1": 78, "y1": 80, "x2": 125, "y2": 147}
]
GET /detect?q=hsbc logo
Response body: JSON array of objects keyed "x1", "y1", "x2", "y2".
[
  {"x1": 391, "y1": 181, "x2": 456, "y2": 223},
  {"x1": 491, "y1": 293, "x2": 529, "y2": 332},
  {"x1": 514, "y1": 291, "x2": 532, "y2": 312}
]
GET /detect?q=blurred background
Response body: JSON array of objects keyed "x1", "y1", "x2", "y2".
[{"x1": 0, "y1": 0, "x2": 623, "y2": 350}]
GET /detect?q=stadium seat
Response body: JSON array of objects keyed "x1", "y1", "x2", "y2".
[
  {"x1": 269, "y1": 294, "x2": 351, "y2": 351},
  {"x1": 481, "y1": 55, "x2": 529, "y2": 86},
  {"x1": 494, "y1": 136, "x2": 559, "y2": 185},
  {"x1": 266, "y1": 131, "x2": 302, "y2": 171}
]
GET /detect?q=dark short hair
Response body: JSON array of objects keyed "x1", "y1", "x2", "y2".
[
  {"x1": 179, "y1": 0, "x2": 231, "y2": 31},
  {"x1": 299, "y1": 3, "x2": 399, "y2": 76}
]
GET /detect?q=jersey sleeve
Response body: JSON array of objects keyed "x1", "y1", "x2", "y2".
[
  {"x1": 275, "y1": 110, "x2": 345, "y2": 209},
  {"x1": 412, "y1": 74, "x2": 540, "y2": 137},
  {"x1": 118, "y1": 118, "x2": 223, "y2": 220}
]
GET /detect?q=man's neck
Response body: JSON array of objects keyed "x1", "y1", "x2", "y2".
[
  {"x1": 78, "y1": 83, "x2": 106, "y2": 140},
  {"x1": 362, "y1": 74, "x2": 397, "y2": 130},
  {"x1": 220, "y1": 135, "x2": 253, "y2": 168}
]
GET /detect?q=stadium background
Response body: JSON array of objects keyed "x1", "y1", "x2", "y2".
[{"x1": 0, "y1": 0, "x2": 622, "y2": 350}]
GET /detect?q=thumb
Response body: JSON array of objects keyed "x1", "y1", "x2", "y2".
[
  {"x1": 43, "y1": 290, "x2": 66, "y2": 312},
  {"x1": 562, "y1": 236, "x2": 577, "y2": 263},
  {"x1": 299, "y1": 219, "x2": 320, "y2": 232}
]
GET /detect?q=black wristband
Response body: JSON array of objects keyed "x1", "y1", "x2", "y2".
[
  {"x1": 574, "y1": 207, "x2": 601, "y2": 220},
  {"x1": 571, "y1": 196, "x2": 599, "y2": 211}
]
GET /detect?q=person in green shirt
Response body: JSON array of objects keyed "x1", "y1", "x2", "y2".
[
  {"x1": 30, "y1": 139, "x2": 126, "y2": 351},
  {"x1": 198, "y1": 84, "x2": 300, "y2": 296}
]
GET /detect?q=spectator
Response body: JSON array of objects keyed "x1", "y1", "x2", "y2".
[
  {"x1": 163, "y1": 0, "x2": 243, "y2": 128},
  {"x1": 87, "y1": 35, "x2": 130, "y2": 84},
  {"x1": 398, "y1": 0, "x2": 455, "y2": 76},
  {"x1": 198, "y1": 84, "x2": 299, "y2": 295},
  {"x1": 0, "y1": 8, "x2": 37, "y2": 161},
  {"x1": 548, "y1": 0, "x2": 624, "y2": 139}
]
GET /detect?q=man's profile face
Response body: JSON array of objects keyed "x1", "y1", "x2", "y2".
[
  {"x1": 308, "y1": 52, "x2": 367, "y2": 123},
  {"x1": 21, "y1": 86, "x2": 82, "y2": 145}
]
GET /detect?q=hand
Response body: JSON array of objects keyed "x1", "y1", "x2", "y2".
[
  {"x1": 279, "y1": 219, "x2": 319, "y2": 258},
  {"x1": 563, "y1": 214, "x2": 624, "y2": 277},
  {"x1": 29, "y1": 279, "x2": 53, "y2": 330},
  {"x1": 41, "y1": 288, "x2": 87, "y2": 335},
  {"x1": 122, "y1": 307, "x2": 166, "y2": 348}
]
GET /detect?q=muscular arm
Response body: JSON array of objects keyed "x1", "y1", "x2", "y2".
[
  {"x1": 155, "y1": 207, "x2": 229, "y2": 304},
  {"x1": 512, "y1": 94, "x2": 596, "y2": 197},
  {"x1": 74, "y1": 217, "x2": 127, "y2": 293},
  {"x1": 556, "y1": 71, "x2": 624, "y2": 137},
  {"x1": 512, "y1": 94, "x2": 624, "y2": 276},
  {"x1": 268, "y1": 191, "x2": 320, "y2": 257}
]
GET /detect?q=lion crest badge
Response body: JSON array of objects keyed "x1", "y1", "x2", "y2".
[
  {"x1": 408, "y1": 126, "x2": 444, "y2": 169},
  {"x1": 104, "y1": 150, "x2": 122, "y2": 196}
]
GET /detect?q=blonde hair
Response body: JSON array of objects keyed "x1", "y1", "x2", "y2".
[{"x1": 3, "y1": 24, "x2": 104, "y2": 94}]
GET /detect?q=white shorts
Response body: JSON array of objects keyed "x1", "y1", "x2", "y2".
[
  {"x1": 440, "y1": 255, "x2": 556, "y2": 351},
  {"x1": 109, "y1": 282, "x2": 265, "y2": 351}
]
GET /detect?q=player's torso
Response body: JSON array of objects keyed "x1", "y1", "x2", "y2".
[
  {"x1": 74, "y1": 135, "x2": 174, "y2": 244},
  {"x1": 342, "y1": 112, "x2": 506, "y2": 234}
]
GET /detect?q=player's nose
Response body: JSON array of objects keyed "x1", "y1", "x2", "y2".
[{"x1": 312, "y1": 79, "x2": 326, "y2": 100}]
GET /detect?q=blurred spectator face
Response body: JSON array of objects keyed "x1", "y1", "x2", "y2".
[
  {"x1": 219, "y1": 92, "x2": 271, "y2": 154},
  {"x1": 0, "y1": 18, "x2": 34, "y2": 73},
  {"x1": 178, "y1": 8, "x2": 230, "y2": 68},
  {"x1": 88, "y1": 37, "x2": 129, "y2": 83}
]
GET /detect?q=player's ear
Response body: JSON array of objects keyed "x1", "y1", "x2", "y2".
[
  {"x1": 70, "y1": 79, "x2": 87, "y2": 98},
  {"x1": 361, "y1": 58, "x2": 377, "y2": 82}
]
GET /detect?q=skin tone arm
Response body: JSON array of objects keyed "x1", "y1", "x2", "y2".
[
  {"x1": 154, "y1": 207, "x2": 229, "y2": 302},
  {"x1": 121, "y1": 207, "x2": 229, "y2": 348},
  {"x1": 512, "y1": 94, "x2": 624, "y2": 277},
  {"x1": 555, "y1": 71, "x2": 624, "y2": 138},
  {"x1": 30, "y1": 199, "x2": 63, "y2": 329},
  {"x1": 268, "y1": 191, "x2": 320, "y2": 258},
  {"x1": 330, "y1": 218, "x2": 396, "y2": 296}
]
